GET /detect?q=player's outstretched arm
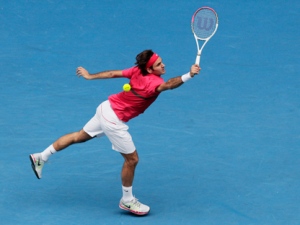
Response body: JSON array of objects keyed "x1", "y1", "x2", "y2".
[
  {"x1": 76, "y1": 67, "x2": 123, "y2": 80},
  {"x1": 156, "y1": 64, "x2": 200, "y2": 92}
]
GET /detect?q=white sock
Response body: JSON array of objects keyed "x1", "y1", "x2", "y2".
[
  {"x1": 41, "y1": 144, "x2": 57, "y2": 161},
  {"x1": 122, "y1": 186, "x2": 134, "y2": 202}
]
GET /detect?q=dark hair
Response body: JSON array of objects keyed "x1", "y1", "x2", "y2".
[{"x1": 135, "y1": 49, "x2": 154, "y2": 75}]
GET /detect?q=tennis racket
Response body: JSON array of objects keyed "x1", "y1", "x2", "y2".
[{"x1": 191, "y1": 7, "x2": 218, "y2": 65}]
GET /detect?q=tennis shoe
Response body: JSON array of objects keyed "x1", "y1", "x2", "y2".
[
  {"x1": 119, "y1": 197, "x2": 150, "y2": 215},
  {"x1": 29, "y1": 153, "x2": 45, "y2": 179}
]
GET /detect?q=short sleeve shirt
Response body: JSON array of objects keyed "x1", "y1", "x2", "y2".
[{"x1": 108, "y1": 66, "x2": 164, "y2": 122}]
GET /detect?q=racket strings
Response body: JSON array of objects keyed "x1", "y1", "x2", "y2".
[{"x1": 192, "y1": 9, "x2": 217, "y2": 39}]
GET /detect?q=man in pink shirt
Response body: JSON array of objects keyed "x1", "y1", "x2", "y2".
[{"x1": 29, "y1": 49, "x2": 200, "y2": 215}]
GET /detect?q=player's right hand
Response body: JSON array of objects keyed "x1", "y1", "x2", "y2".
[{"x1": 190, "y1": 64, "x2": 201, "y2": 77}]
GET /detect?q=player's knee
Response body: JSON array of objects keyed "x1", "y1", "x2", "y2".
[
  {"x1": 125, "y1": 153, "x2": 139, "y2": 167},
  {"x1": 132, "y1": 156, "x2": 139, "y2": 167},
  {"x1": 73, "y1": 134, "x2": 82, "y2": 143},
  {"x1": 73, "y1": 131, "x2": 90, "y2": 143}
]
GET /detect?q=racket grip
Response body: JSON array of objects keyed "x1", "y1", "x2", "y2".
[{"x1": 195, "y1": 55, "x2": 200, "y2": 65}]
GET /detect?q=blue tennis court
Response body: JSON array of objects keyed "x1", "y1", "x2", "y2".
[{"x1": 1, "y1": 0, "x2": 299, "y2": 224}]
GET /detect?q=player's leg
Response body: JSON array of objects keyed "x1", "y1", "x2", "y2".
[
  {"x1": 97, "y1": 101, "x2": 150, "y2": 215},
  {"x1": 120, "y1": 150, "x2": 139, "y2": 202},
  {"x1": 29, "y1": 105, "x2": 104, "y2": 179},
  {"x1": 52, "y1": 129, "x2": 93, "y2": 151},
  {"x1": 29, "y1": 129, "x2": 93, "y2": 179},
  {"x1": 118, "y1": 150, "x2": 150, "y2": 215}
]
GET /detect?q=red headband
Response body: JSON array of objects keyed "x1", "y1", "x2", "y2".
[{"x1": 146, "y1": 53, "x2": 159, "y2": 68}]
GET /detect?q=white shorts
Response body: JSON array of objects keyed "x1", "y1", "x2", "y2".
[{"x1": 83, "y1": 100, "x2": 136, "y2": 154}]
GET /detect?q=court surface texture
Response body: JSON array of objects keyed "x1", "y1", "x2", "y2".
[{"x1": 0, "y1": 1, "x2": 299, "y2": 224}]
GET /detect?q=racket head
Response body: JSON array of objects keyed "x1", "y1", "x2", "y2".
[{"x1": 191, "y1": 7, "x2": 218, "y2": 40}]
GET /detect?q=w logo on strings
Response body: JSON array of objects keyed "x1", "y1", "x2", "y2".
[{"x1": 197, "y1": 17, "x2": 214, "y2": 31}]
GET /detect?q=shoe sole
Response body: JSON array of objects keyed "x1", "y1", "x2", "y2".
[
  {"x1": 119, "y1": 203, "x2": 150, "y2": 216},
  {"x1": 29, "y1": 155, "x2": 41, "y2": 179}
]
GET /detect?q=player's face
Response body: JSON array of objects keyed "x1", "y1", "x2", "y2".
[{"x1": 150, "y1": 57, "x2": 165, "y2": 75}]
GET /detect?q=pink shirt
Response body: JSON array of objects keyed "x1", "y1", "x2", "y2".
[{"x1": 108, "y1": 66, "x2": 164, "y2": 122}]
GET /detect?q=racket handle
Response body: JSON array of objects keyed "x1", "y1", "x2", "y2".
[{"x1": 195, "y1": 55, "x2": 200, "y2": 65}]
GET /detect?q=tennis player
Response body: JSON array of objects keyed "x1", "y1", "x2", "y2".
[{"x1": 29, "y1": 50, "x2": 200, "y2": 216}]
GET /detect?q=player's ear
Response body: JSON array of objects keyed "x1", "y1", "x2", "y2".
[{"x1": 146, "y1": 67, "x2": 153, "y2": 74}]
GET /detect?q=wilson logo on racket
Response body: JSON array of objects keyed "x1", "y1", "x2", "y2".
[{"x1": 197, "y1": 17, "x2": 214, "y2": 31}]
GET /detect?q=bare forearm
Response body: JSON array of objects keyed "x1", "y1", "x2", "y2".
[
  {"x1": 76, "y1": 67, "x2": 123, "y2": 80},
  {"x1": 163, "y1": 76, "x2": 184, "y2": 90},
  {"x1": 157, "y1": 64, "x2": 200, "y2": 92},
  {"x1": 89, "y1": 70, "x2": 121, "y2": 79}
]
